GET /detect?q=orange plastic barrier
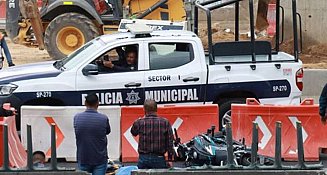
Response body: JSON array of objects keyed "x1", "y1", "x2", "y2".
[
  {"x1": 267, "y1": 4, "x2": 277, "y2": 37},
  {"x1": 0, "y1": 1, "x2": 5, "y2": 20},
  {"x1": 232, "y1": 98, "x2": 325, "y2": 161},
  {"x1": 121, "y1": 105, "x2": 219, "y2": 162},
  {"x1": 0, "y1": 104, "x2": 27, "y2": 168}
]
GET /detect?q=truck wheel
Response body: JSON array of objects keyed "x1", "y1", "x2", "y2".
[
  {"x1": 44, "y1": 13, "x2": 100, "y2": 60},
  {"x1": 218, "y1": 98, "x2": 246, "y2": 130}
]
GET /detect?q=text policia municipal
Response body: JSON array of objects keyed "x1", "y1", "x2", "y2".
[{"x1": 81, "y1": 88, "x2": 199, "y2": 105}]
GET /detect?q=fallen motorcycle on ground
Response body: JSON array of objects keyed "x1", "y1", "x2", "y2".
[{"x1": 173, "y1": 126, "x2": 275, "y2": 167}]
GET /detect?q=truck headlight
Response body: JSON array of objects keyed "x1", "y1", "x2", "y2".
[{"x1": 0, "y1": 84, "x2": 18, "y2": 96}]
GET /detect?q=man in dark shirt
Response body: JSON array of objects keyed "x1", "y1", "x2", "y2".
[
  {"x1": 74, "y1": 93, "x2": 111, "y2": 175},
  {"x1": 131, "y1": 99, "x2": 174, "y2": 169},
  {"x1": 103, "y1": 50, "x2": 138, "y2": 72},
  {"x1": 319, "y1": 83, "x2": 327, "y2": 125}
]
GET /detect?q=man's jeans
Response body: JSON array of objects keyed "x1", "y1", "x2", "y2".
[
  {"x1": 0, "y1": 38, "x2": 14, "y2": 65},
  {"x1": 137, "y1": 154, "x2": 167, "y2": 169},
  {"x1": 78, "y1": 162, "x2": 107, "y2": 175}
]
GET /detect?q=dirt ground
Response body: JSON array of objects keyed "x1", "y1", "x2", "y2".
[
  {"x1": 4, "y1": 38, "x2": 51, "y2": 68},
  {"x1": 198, "y1": 24, "x2": 327, "y2": 69},
  {"x1": 279, "y1": 40, "x2": 327, "y2": 69},
  {"x1": 5, "y1": 27, "x2": 327, "y2": 69}
]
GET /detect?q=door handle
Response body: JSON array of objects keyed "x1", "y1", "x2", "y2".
[
  {"x1": 124, "y1": 82, "x2": 142, "y2": 87},
  {"x1": 183, "y1": 77, "x2": 200, "y2": 82}
]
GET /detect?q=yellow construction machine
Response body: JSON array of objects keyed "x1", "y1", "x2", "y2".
[{"x1": 6, "y1": 0, "x2": 186, "y2": 59}]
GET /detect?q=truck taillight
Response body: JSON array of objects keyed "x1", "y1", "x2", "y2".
[{"x1": 296, "y1": 68, "x2": 303, "y2": 91}]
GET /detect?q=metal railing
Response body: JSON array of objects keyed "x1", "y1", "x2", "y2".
[
  {"x1": 0, "y1": 124, "x2": 75, "y2": 172},
  {"x1": 1, "y1": 121, "x2": 323, "y2": 171}
]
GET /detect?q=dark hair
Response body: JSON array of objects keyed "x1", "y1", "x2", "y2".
[
  {"x1": 126, "y1": 50, "x2": 137, "y2": 57},
  {"x1": 143, "y1": 99, "x2": 157, "y2": 113},
  {"x1": 32, "y1": 151, "x2": 45, "y2": 158},
  {"x1": 103, "y1": 55, "x2": 110, "y2": 61},
  {"x1": 125, "y1": 45, "x2": 137, "y2": 54},
  {"x1": 85, "y1": 93, "x2": 99, "y2": 106}
]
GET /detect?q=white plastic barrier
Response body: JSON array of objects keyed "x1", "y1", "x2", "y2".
[{"x1": 21, "y1": 106, "x2": 121, "y2": 161}]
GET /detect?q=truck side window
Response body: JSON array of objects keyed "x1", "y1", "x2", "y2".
[
  {"x1": 149, "y1": 43, "x2": 194, "y2": 70},
  {"x1": 95, "y1": 44, "x2": 139, "y2": 73}
]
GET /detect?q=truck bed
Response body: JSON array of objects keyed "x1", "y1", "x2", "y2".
[
  {"x1": 204, "y1": 40, "x2": 299, "y2": 64},
  {"x1": 205, "y1": 52, "x2": 298, "y2": 64}
]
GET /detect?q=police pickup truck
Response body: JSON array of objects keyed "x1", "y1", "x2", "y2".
[{"x1": 0, "y1": 23, "x2": 302, "y2": 129}]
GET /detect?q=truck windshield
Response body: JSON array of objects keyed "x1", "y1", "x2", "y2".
[{"x1": 53, "y1": 40, "x2": 103, "y2": 70}]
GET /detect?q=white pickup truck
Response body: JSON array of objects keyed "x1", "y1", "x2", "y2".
[
  {"x1": 0, "y1": 0, "x2": 303, "y2": 130},
  {"x1": 0, "y1": 25, "x2": 302, "y2": 129}
]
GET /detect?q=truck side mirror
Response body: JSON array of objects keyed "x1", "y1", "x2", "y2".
[{"x1": 82, "y1": 64, "x2": 99, "y2": 76}]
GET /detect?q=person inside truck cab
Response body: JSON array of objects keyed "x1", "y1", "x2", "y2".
[{"x1": 102, "y1": 49, "x2": 138, "y2": 72}]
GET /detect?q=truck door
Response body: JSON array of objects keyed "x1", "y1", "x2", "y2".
[
  {"x1": 76, "y1": 42, "x2": 145, "y2": 105},
  {"x1": 143, "y1": 41, "x2": 206, "y2": 104}
]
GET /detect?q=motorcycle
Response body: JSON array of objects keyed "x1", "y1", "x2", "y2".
[{"x1": 173, "y1": 126, "x2": 274, "y2": 167}]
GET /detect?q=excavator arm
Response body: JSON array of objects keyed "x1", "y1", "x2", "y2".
[
  {"x1": 123, "y1": 0, "x2": 185, "y2": 21},
  {"x1": 17, "y1": 0, "x2": 45, "y2": 50}
]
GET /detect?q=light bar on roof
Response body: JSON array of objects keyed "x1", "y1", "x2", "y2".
[
  {"x1": 118, "y1": 19, "x2": 187, "y2": 32},
  {"x1": 126, "y1": 23, "x2": 153, "y2": 35}
]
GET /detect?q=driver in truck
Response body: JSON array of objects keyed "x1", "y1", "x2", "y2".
[{"x1": 102, "y1": 49, "x2": 138, "y2": 72}]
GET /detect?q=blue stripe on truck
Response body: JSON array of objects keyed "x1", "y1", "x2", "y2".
[
  {"x1": 0, "y1": 71, "x2": 61, "y2": 84},
  {"x1": 10, "y1": 79, "x2": 291, "y2": 107}
]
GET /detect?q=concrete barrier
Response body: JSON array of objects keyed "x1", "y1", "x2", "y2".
[
  {"x1": 132, "y1": 169, "x2": 327, "y2": 175},
  {"x1": 302, "y1": 69, "x2": 327, "y2": 103},
  {"x1": 21, "y1": 106, "x2": 121, "y2": 161}
]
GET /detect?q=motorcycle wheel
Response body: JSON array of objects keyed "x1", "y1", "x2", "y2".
[{"x1": 241, "y1": 155, "x2": 252, "y2": 166}]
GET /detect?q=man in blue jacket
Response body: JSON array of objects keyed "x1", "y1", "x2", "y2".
[
  {"x1": 74, "y1": 93, "x2": 111, "y2": 175},
  {"x1": 319, "y1": 83, "x2": 327, "y2": 125}
]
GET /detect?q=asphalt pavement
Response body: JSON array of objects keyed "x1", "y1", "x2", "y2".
[{"x1": 54, "y1": 159, "x2": 327, "y2": 170}]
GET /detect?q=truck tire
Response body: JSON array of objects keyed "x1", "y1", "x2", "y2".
[
  {"x1": 218, "y1": 98, "x2": 246, "y2": 130},
  {"x1": 44, "y1": 13, "x2": 100, "y2": 60},
  {"x1": 241, "y1": 154, "x2": 252, "y2": 166}
]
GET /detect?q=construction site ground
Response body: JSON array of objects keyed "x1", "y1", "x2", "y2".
[
  {"x1": 4, "y1": 25, "x2": 327, "y2": 69},
  {"x1": 197, "y1": 23, "x2": 327, "y2": 69}
]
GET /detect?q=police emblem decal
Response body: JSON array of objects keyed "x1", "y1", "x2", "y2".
[{"x1": 126, "y1": 90, "x2": 141, "y2": 104}]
